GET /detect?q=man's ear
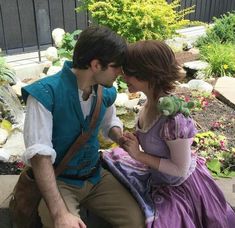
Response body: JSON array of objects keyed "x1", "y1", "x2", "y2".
[{"x1": 90, "y1": 59, "x2": 102, "y2": 72}]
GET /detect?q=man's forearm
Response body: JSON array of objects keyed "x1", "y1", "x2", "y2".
[
  {"x1": 31, "y1": 155, "x2": 68, "y2": 219},
  {"x1": 108, "y1": 126, "x2": 123, "y2": 144}
]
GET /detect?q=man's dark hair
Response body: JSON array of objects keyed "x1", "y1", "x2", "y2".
[{"x1": 72, "y1": 26, "x2": 127, "y2": 69}]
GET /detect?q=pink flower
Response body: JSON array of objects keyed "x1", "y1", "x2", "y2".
[
  {"x1": 16, "y1": 161, "x2": 25, "y2": 169},
  {"x1": 201, "y1": 100, "x2": 208, "y2": 107},
  {"x1": 211, "y1": 121, "x2": 221, "y2": 129},
  {"x1": 220, "y1": 140, "x2": 226, "y2": 150},
  {"x1": 184, "y1": 96, "x2": 191, "y2": 102}
]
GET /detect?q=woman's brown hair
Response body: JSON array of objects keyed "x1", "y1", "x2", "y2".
[{"x1": 122, "y1": 40, "x2": 185, "y2": 96}]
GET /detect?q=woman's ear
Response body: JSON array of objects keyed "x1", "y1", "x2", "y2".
[{"x1": 90, "y1": 59, "x2": 101, "y2": 72}]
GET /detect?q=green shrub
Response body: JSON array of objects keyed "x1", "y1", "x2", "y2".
[
  {"x1": 196, "y1": 12, "x2": 235, "y2": 47},
  {"x1": 57, "y1": 29, "x2": 82, "y2": 60},
  {"x1": 199, "y1": 42, "x2": 235, "y2": 77},
  {"x1": 77, "y1": 0, "x2": 195, "y2": 42}
]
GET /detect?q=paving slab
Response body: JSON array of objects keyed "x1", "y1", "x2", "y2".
[{"x1": 214, "y1": 77, "x2": 235, "y2": 109}]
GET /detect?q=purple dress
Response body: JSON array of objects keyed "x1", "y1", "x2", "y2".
[{"x1": 103, "y1": 113, "x2": 235, "y2": 228}]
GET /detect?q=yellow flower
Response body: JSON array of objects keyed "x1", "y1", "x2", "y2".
[{"x1": 223, "y1": 64, "x2": 229, "y2": 69}]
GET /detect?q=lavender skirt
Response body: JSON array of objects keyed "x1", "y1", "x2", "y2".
[{"x1": 103, "y1": 148, "x2": 235, "y2": 228}]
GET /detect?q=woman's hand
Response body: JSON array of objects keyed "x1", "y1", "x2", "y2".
[{"x1": 122, "y1": 132, "x2": 142, "y2": 160}]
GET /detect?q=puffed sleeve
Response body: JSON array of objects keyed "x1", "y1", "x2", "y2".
[{"x1": 160, "y1": 113, "x2": 197, "y2": 140}]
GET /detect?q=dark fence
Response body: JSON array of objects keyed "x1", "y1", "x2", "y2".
[
  {"x1": 0, "y1": 0, "x2": 235, "y2": 58},
  {"x1": 0, "y1": 0, "x2": 88, "y2": 57},
  {"x1": 168, "y1": 0, "x2": 235, "y2": 22}
]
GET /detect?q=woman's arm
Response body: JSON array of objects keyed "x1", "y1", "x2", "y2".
[{"x1": 122, "y1": 132, "x2": 192, "y2": 177}]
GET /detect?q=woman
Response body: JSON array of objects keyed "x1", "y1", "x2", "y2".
[{"x1": 103, "y1": 40, "x2": 235, "y2": 228}]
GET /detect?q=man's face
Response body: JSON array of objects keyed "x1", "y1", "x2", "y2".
[{"x1": 94, "y1": 63, "x2": 123, "y2": 88}]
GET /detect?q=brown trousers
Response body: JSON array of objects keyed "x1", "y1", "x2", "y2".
[{"x1": 38, "y1": 169, "x2": 145, "y2": 228}]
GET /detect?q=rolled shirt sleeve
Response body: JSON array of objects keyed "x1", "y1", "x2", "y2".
[
  {"x1": 23, "y1": 95, "x2": 56, "y2": 166},
  {"x1": 100, "y1": 104, "x2": 123, "y2": 139}
]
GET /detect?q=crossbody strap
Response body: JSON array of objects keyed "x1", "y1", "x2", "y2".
[{"x1": 54, "y1": 85, "x2": 103, "y2": 177}]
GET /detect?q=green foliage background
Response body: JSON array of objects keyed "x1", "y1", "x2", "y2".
[
  {"x1": 77, "y1": 0, "x2": 195, "y2": 42},
  {"x1": 196, "y1": 12, "x2": 235, "y2": 77}
]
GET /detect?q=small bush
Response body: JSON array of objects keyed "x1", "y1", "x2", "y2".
[
  {"x1": 57, "y1": 30, "x2": 82, "y2": 60},
  {"x1": 196, "y1": 12, "x2": 235, "y2": 47},
  {"x1": 199, "y1": 42, "x2": 235, "y2": 77},
  {"x1": 77, "y1": 0, "x2": 195, "y2": 42}
]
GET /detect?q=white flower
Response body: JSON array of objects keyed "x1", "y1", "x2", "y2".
[
  {"x1": 45, "y1": 47, "x2": 58, "y2": 62},
  {"x1": 52, "y1": 28, "x2": 65, "y2": 48}
]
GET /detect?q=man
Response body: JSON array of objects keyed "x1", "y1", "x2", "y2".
[{"x1": 22, "y1": 26, "x2": 144, "y2": 228}]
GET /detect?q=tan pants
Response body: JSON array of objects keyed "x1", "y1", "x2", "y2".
[{"x1": 38, "y1": 169, "x2": 145, "y2": 228}]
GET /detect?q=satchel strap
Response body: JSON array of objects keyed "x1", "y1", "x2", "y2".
[{"x1": 54, "y1": 85, "x2": 103, "y2": 177}]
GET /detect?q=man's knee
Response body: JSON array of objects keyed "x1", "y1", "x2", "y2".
[{"x1": 124, "y1": 207, "x2": 145, "y2": 228}]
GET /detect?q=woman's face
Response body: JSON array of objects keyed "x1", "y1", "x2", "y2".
[{"x1": 123, "y1": 74, "x2": 149, "y2": 93}]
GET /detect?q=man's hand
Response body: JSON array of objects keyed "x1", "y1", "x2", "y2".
[
  {"x1": 54, "y1": 211, "x2": 86, "y2": 228},
  {"x1": 122, "y1": 132, "x2": 142, "y2": 160}
]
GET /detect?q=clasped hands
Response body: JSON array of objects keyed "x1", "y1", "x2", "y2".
[{"x1": 119, "y1": 132, "x2": 142, "y2": 160}]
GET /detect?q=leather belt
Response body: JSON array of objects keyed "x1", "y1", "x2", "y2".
[{"x1": 59, "y1": 160, "x2": 100, "y2": 180}]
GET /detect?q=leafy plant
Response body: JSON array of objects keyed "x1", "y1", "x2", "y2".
[
  {"x1": 116, "y1": 106, "x2": 136, "y2": 131},
  {"x1": 196, "y1": 12, "x2": 235, "y2": 47},
  {"x1": 57, "y1": 29, "x2": 82, "y2": 60},
  {"x1": 179, "y1": 91, "x2": 212, "y2": 112},
  {"x1": 77, "y1": 0, "x2": 195, "y2": 42},
  {"x1": 116, "y1": 76, "x2": 127, "y2": 93},
  {"x1": 199, "y1": 42, "x2": 235, "y2": 77},
  {"x1": 193, "y1": 131, "x2": 235, "y2": 177},
  {"x1": 0, "y1": 57, "x2": 16, "y2": 84}
]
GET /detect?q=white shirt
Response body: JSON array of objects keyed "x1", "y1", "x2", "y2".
[{"x1": 23, "y1": 89, "x2": 123, "y2": 166}]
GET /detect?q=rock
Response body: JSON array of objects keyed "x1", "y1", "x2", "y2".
[
  {"x1": 124, "y1": 98, "x2": 139, "y2": 109},
  {"x1": 0, "y1": 148, "x2": 10, "y2": 162},
  {"x1": 183, "y1": 60, "x2": 209, "y2": 78},
  {"x1": 0, "y1": 128, "x2": 8, "y2": 145},
  {"x1": 214, "y1": 77, "x2": 235, "y2": 109},
  {"x1": 46, "y1": 66, "x2": 62, "y2": 76},
  {"x1": 2, "y1": 128, "x2": 25, "y2": 158},
  {"x1": 178, "y1": 83, "x2": 190, "y2": 89},
  {"x1": 11, "y1": 81, "x2": 27, "y2": 97},
  {"x1": 115, "y1": 93, "x2": 129, "y2": 106},
  {"x1": 183, "y1": 60, "x2": 209, "y2": 71},
  {"x1": 45, "y1": 47, "x2": 58, "y2": 62},
  {"x1": 52, "y1": 28, "x2": 65, "y2": 48},
  {"x1": 0, "y1": 84, "x2": 24, "y2": 125},
  {"x1": 187, "y1": 79, "x2": 213, "y2": 93}
]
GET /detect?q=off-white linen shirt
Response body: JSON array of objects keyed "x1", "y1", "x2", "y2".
[{"x1": 23, "y1": 88, "x2": 123, "y2": 166}]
